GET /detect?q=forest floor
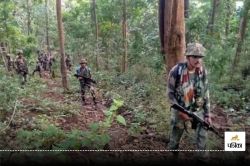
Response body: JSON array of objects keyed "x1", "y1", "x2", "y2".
[{"x1": 1, "y1": 71, "x2": 250, "y2": 165}]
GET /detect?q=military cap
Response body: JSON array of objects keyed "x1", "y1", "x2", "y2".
[
  {"x1": 185, "y1": 42, "x2": 206, "y2": 57},
  {"x1": 79, "y1": 59, "x2": 87, "y2": 64}
]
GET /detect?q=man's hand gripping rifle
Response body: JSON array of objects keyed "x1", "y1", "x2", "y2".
[
  {"x1": 172, "y1": 103, "x2": 223, "y2": 139},
  {"x1": 74, "y1": 74, "x2": 97, "y2": 84}
]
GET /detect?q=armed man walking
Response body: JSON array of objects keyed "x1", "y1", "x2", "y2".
[
  {"x1": 15, "y1": 50, "x2": 29, "y2": 85},
  {"x1": 65, "y1": 54, "x2": 72, "y2": 71},
  {"x1": 75, "y1": 59, "x2": 96, "y2": 105},
  {"x1": 167, "y1": 42, "x2": 211, "y2": 162}
]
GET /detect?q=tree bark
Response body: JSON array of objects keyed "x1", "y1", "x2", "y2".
[
  {"x1": 160, "y1": 0, "x2": 185, "y2": 74},
  {"x1": 56, "y1": 0, "x2": 69, "y2": 91},
  {"x1": 105, "y1": 39, "x2": 110, "y2": 70},
  {"x1": 27, "y1": 0, "x2": 32, "y2": 35},
  {"x1": 232, "y1": 1, "x2": 250, "y2": 70},
  {"x1": 121, "y1": 0, "x2": 128, "y2": 73},
  {"x1": 92, "y1": 0, "x2": 99, "y2": 71},
  {"x1": 3, "y1": 0, "x2": 9, "y2": 38},
  {"x1": 184, "y1": 0, "x2": 190, "y2": 43},
  {"x1": 225, "y1": 1, "x2": 230, "y2": 37},
  {"x1": 159, "y1": 0, "x2": 165, "y2": 54},
  {"x1": 184, "y1": 0, "x2": 189, "y2": 18},
  {"x1": 207, "y1": 0, "x2": 220, "y2": 35}
]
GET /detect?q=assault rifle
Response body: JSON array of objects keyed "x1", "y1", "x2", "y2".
[
  {"x1": 74, "y1": 74, "x2": 97, "y2": 84},
  {"x1": 172, "y1": 103, "x2": 223, "y2": 138}
]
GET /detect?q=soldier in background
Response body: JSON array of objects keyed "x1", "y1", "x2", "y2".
[
  {"x1": 75, "y1": 59, "x2": 96, "y2": 105},
  {"x1": 48, "y1": 53, "x2": 56, "y2": 76},
  {"x1": 6, "y1": 54, "x2": 14, "y2": 72},
  {"x1": 15, "y1": 50, "x2": 29, "y2": 85},
  {"x1": 42, "y1": 53, "x2": 48, "y2": 71},
  {"x1": 32, "y1": 61, "x2": 43, "y2": 78},
  {"x1": 65, "y1": 54, "x2": 72, "y2": 71}
]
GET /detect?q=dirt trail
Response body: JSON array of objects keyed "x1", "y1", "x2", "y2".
[{"x1": 39, "y1": 72, "x2": 107, "y2": 131}]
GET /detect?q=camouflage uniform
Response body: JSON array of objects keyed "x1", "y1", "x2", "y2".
[
  {"x1": 32, "y1": 61, "x2": 43, "y2": 78},
  {"x1": 42, "y1": 54, "x2": 48, "y2": 71},
  {"x1": 76, "y1": 59, "x2": 96, "y2": 104},
  {"x1": 167, "y1": 43, "x2": 210, "y2": 159},
  {"x1": 65, "y1": 55, "x2": 72, "y2": 71},
  {"x1": 38, "y1": 52, "x2": 44, "y2": 65},
  {"x1": 15, "y1": 51, "x2": 29, "y2": 85},
  {"x1": 6, "y1": 54, "x2": 14, "y2": 72},
  {"x1": 48, "y1": 55, "x2": 55, "y2": 74}
]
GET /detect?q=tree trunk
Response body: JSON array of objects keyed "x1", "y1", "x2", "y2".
[
  {"x1": 105, "y1": 39, "x2": 110, "y2": 70},
  {"x1": 45, "y1": 0, "x2": 51, "y2": 54},
  {"x1": 159, "y1": 0, "x2": 165, "y2": 54},
  {"x1": 121, "y1": 0, "x2": 128, "y2": 73},
  {"x1": 184, "y1": 0, "x2": 190, "y2": 43},
  {"x1": 160, "y1": 0, "x2": 185, "y2": 74},
  {"x1": 3, "y1": 0, "x2": 8, "y2": 38},
  {"x1": 232, "y1": 1, "x2": 250, "y2": 71},
  {"x1": 92, "y1": 0, "x2": 99, "y2": 71},
  {"x1": 184, "y1": 0, "x2": 189, "y2": 18},
  {"x1": 0, "y1": 42, "x2": 8, "y2": 71},
  {"x1": 207, "y1": 0, "x2": 220, "y2": 35},
  {"x1": 27, "y1": 0, "x2": 32, "y2": 35},
  {"x1": 56, "y1": 0, "x2": 69, "y2": 91},
  {"x1": 225, "y1": 1, "x2": 230, "y2": 37}
]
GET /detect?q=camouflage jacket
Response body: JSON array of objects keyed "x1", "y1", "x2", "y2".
[
  {"x1": 167, "y1": 62, "x2": 210, "y2": 118},
  {"x1": 76, "y1": 66, "x2": 92, "y2": 84},
  {"x1": 15, "y1": 57, "x2": 28, "y2": 73}
]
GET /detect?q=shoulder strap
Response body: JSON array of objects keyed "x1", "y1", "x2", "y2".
[{"x1": 175, "y1": 63, "x2": 185, "y2": 88}]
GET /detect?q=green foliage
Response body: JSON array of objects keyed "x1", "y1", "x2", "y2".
[
  {"x1": 116, "y1": 115, "x2": 126, "y2": 126},
  {"x1": 80, "y1": 128, "x2": 110, "y2": 149},
  {"x1": 101, "y1": 98, "x2": 125, "y2": 129},
  {"x1": 0, "y1": 70, "x2": 22, "y2": 113},
  {"x1": 17, "y1": 125, "x2": 66, "y2": 149},
  {"x1": 210, "y1": 75, "x2": 250, "y2": 110},
  {"x1": 54, "y1": 129, "x2": 85, "y2": 149},
  {"x1": 16, "y1": 123, "x2": 111, "y2": 150}
]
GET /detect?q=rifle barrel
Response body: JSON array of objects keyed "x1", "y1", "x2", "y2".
[{"x1": 172, "y1": 103, "x2": 224, "y2": 139}]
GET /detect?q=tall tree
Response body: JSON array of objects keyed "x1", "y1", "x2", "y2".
[
  {"x1": 232, "y1": 0, "x2": 250, "y2": 71},
  {"x1": 184, "y1": 0, "x2": 189, "y2": 18},
  {"x1": 121, "y1": 0, "x2": 128, "y2": 73},
  {"x1": 159, "y1": 0, "x2": 165, "y2": 54},
  {"x1": 2, "y1": 0, "x2": 9, "y2": 39},
  {"x1": 225, "y1": 0, "x2": 233, "y2": 37},
  {"x1": 56, "y1": 0, "x2": 69, "y2": 91},
  {"x1": 207, "y1": 0, "x2": 220, "y2": 35},
  {"x1": 92, "y1": 0, "x2": 99, "y2": 71},
  {"x1": 26, "y1": 0, "x2": 32, "y2": 35},
  {"x1": 184, "y1": 0, "x2": 190, "y2": 43},
  {"x1": 45, "y1": 0, "x2": 50, "y2": 54},
  {"x1": 159, "y1": 0, "x2": 185, "y2": 74}
]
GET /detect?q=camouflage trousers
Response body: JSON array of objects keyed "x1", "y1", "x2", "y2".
[
  {"x1": 80, "y1": 82, "x2": 96, "y2": 104},
  {"x1": 18, "y1": 71, "x2": 28, "y2": 85},
  {"x1": 168, "y1": 108, "x2": 208, "y2": 160}
]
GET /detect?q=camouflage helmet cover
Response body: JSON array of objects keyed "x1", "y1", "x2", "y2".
[
  {"x1": 80, "y1": 58, "x2": 87, "y2": 64},
  {"x1": 185, "y1": 42, "x2": 206, "y2": 57}
]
